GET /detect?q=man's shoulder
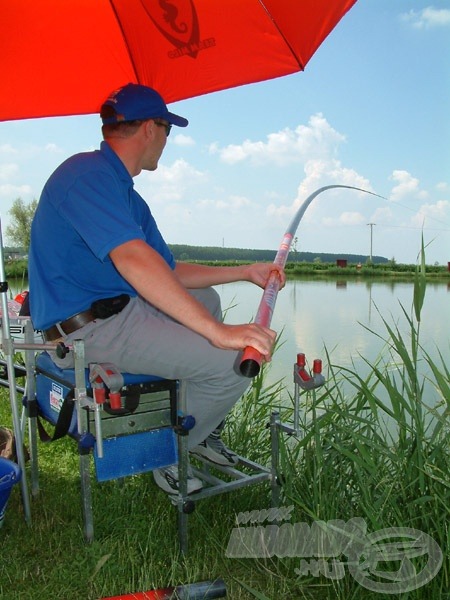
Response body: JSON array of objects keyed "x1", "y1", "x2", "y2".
[
  {"x1": 45, "y1": 149, "x2": 112, "y2": 190},
  {"x1": 59, "y1": 148, "x2": 106, "y2": 175}
]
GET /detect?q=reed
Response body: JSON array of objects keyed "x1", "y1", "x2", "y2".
[{"x1": 262, "y1": 238, "x2": 450, "y2": 599}]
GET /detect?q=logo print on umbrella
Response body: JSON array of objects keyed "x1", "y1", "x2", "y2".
[{"x1": 141, "y1": 0, "x2": 208, "y2": 59}]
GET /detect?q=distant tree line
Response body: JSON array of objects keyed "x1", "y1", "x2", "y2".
[{"x1": 168, "y1": 244, "x2": 388, "y2": 265}]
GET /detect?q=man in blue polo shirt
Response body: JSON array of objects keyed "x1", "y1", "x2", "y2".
[{"x1": 29, "y1": 83, "x2": 284, "y2": 495}]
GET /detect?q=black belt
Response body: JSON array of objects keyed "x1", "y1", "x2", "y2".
[
  {"x1": 43, "y1": 294, "x2": 130, "y2": 342},
  {"x1": 44, "y1": 309, "x2": 96, "y2": 341}
]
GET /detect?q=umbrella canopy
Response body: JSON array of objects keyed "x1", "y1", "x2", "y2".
[{"x1": 1, "y1": 0, "x2": 357, "y2": 121}]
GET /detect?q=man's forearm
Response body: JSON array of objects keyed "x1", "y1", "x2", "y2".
[
  {"x1": 110, "y1": 240, "x2": 278, "y2": 357},
  {"x1": 174, "y1": 261, "x2": 248, "y2": 288},
  {"x1": 111, "y1": 240, "x2": 221, "y2": 340}
]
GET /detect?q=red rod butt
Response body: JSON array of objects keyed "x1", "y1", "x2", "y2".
[
  {"x1": 239, "y1": 346, "x2": 262, "y2": 378},
  {"x1": 240, "y1": 359, "x2": 260, "y2": 378}
]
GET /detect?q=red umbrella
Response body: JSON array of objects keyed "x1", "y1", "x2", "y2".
[{"x1": 1, "y1": 0, "x2": 357, "y2": 121}]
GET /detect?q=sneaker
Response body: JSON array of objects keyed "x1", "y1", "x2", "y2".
[
  {"x1": 191, "y1": 428, "x2": 239, "y2": 467},
  {"x1": 153, "y1": 464, "x2": 203, "y2": 495}
]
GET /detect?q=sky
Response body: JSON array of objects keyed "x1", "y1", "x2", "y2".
[{"x1": 0, "y1": 0, "x2": 449, "y2": 265}]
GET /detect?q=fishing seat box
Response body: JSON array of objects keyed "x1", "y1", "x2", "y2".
[{"x1": 34, "y1": 352, "x2": 178, "y2": 481}]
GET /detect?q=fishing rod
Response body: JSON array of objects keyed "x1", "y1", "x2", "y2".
[
  {"x1": 239, "y1": 184, "x2": 388, "y2": 378},
  {"x1": 100, "y1": 578, "x2": 227, "y2": 599}
]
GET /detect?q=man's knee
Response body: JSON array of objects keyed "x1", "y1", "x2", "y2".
[{"x1": 189, "y1": 287, "x2": 222, "y2": 319}]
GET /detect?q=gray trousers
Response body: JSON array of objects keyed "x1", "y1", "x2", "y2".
[{"x1": 51, "y1": 288, "x2": 251, "y2": 448}]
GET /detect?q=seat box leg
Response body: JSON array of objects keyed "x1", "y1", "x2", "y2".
[{"x1": 80, "y1": 451, "x2": 94, "y2": 542}]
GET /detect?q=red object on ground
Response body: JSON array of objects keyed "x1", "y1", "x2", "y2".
[
  {"x1": 1, "y1": 0, "x2": 357, "y2": 121},
  {"x1": 100, "y1": 578, "x2": 227, "y2": 599},
  {"x1": 101, "y1": 589, "x2": 176, "y2": 600}
]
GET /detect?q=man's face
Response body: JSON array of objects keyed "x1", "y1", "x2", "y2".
[{"x1": 142, "y1": 119, "x2": 170, "y2": 171}]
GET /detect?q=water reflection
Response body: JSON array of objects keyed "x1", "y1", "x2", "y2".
[{"x1": 216, "y1": 277, "x2": 449, "y2": 394}]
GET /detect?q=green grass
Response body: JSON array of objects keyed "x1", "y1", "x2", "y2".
[
  {"x1": 0, "y1": 423, "x2": 285, "y2": 599},
  {"x1": 5, "y1": 258, "x2": 450, "y2": 285},
  {"x1": 1, "y1": 246, "x2": 449, "y2": 599}
]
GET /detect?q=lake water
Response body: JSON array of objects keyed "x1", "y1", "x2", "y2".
[
  {"x1": 9, "y1": 276, "x2": 448, "y2": 401},
  {"x1": 215, "y1": 277, "x2": 449, "y2": 396}
]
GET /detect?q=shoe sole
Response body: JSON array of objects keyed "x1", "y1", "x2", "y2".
[
  {"x1": 190, "y1": 447, "x2": 239, "y2": 467},
  {"x1": 153, "y1": 471, "x2": 203, "y2": 495}
]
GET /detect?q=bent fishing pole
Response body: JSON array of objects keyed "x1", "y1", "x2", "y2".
[{"x1": 239, "y1": 185, "x2": 387, "y2": 378}]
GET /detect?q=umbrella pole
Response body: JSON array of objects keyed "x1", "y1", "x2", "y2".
[
  {"x1": 239, "y1": 185, "x2": 387, "y2": 377},
  {"x1": 0, "y1": 218, "x2": 31, "y2": 523}
]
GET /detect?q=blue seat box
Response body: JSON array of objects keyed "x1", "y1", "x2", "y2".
[{"x1": 35, "y1": 352, "x2": 178, "y2": 481}]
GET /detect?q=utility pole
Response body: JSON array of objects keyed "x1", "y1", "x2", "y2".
[{"x1": 367, "y1": 223, "x2": 376, "y2": 265}]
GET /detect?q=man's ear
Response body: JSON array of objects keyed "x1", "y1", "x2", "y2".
[{"x1": 143, "y1": 119, "x2": 155, "y2": 140}]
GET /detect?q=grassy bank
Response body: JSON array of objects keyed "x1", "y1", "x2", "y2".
[
  {"x1": 284, "y1": 261, "x2": 449, "y2": 279},
  {"x1": 4, "y1": 259, "x2": 449, "y2": 283},
  {"x1": 1, "y1": 255, "x2": 449, "y2": 599}
]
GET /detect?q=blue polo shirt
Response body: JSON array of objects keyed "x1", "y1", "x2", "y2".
[{"x1": 29, "y1": 141, "x2": 175, "y2": 330}]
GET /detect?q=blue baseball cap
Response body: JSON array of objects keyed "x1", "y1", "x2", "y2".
[{"x1": 101, "y1": 83, "x2": 188, "y2": 127}]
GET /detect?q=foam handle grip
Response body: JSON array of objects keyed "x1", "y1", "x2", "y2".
[{"x1": 239, "y1": 346, "x2": 263, "y2": 378}]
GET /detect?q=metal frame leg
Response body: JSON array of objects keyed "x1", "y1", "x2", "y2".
[
  {"x1": 24, "y1": 320, "x2": 40, "y2": 497},
  {"x1": 270, "y1": 411, "x2": 282, "y2": 508},
  {"x1": 3, "y1": 344, "x2": 31, "y2": 523},
  {"x1": 176, "y1": 380, "x2": 191, "y2": 554},
  {"x1": 73, "y1": 339, "x2": 94, "y2": 542},
  {"x1": 0, "y1": 221, "x2": 31, "y2": 523},
  {"x1": 28, "y1": 408, "x2": 39, "y2": 497},
  {"x1": 79, "y1": 452, "x2": 94, "y2": 542}
]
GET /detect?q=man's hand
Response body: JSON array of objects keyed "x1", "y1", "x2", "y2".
[
  {"x1": 243, "y1": 262, "x2": 286, "y2": 290},
  {"x1": 209, "y1": 321, "x2": 277, "y2": 362}
]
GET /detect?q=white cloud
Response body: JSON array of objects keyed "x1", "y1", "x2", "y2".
[
  {"x1": 173, "y1": 133, "x2": 195, "y2": 147},
  {"x1": 198, "y1": 194, "x2": 255, "y2": 213},
  {"x1": 208, "y1": 141, "x2": 219, "y2": 154},
  {"x1": 118, "y1": 114, "x2": 450, "y2": 265},
  {"x1": 44, "y1": 143, "x2": 63, "y2": 153},
  {"x1": 0, "y1": 144, "x2": 19, "y2": 156},
  {"x1": 267, "y1": 158, "x2": 373, "y2": 226},
  {"x1": 339, "y1": 211, "x2": 366, "y2": 226},
  {"x1": 389, "y1": 170, "x2": 428, "y2": 202},
  {"x1": 0, "y1": 163, "x2": 19, "y2": 181},
  {"x1": 136, "y1": 158, "x2": 207, "y2": 204},
  {"x1": 0, "y1": 141, "x2": 63, "y2": 161},
  {"x1": 371, "y1": 206, "x2": 394, "y2": 224},
  {"x1": 211, "y1": 114, "x2": 346, "y2": 166},
  {"x1": 150, "y1": 158, "x2": 205, "y2": 185},
  {"x1": 400, "y1": 7, "x2": 450, "y2": 29},
  {"x1": 0, "y1": 183, "x2": 33, "y2": 198},
  {"x1": 322, "y1": 211, "x2": 366, "y2": 227},
  {"x1": 410, "y1": 199, "x2": 450, "y2": 228},
  {"x1": 435, "y1": 181, "x2": 450, "y2": 192}
]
